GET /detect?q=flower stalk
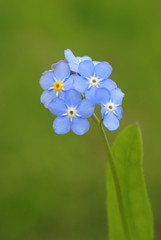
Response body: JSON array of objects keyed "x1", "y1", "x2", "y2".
[{"x1": 92, "y1": 113, "x2": 130, "y2": 240}]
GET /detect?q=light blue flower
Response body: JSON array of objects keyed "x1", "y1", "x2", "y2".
[
  {"x1": 64, "y1": 49, "x2": 92, "y2": 73},
  {"x1": 40, "y1": 62, "x2": 73, "y2": 108},
  {"x1": 73, "y1": 60, "x2": 116, "y2": 103},
  {"x1": 96, "y1": 88, "x2": 124, "y2": 131},
  {"x1": 48, "y1": 89, "x2": 95, "y2": 135}
]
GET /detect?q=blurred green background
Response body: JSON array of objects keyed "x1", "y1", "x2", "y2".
[{"x1": 0, "y1": 0, "x2": 161, "y2": 239}]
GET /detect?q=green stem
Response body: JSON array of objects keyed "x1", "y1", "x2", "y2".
[{"x1": 92, "y1": 113, "x2": 130, "y2": 240}]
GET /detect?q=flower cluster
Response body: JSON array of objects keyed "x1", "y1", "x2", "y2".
[{"x1": 40, "y1": 49, "x2": 124, "y2": 135}]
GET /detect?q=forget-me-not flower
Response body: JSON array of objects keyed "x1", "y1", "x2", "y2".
[
  {"x1": 64, "y1": 49, "x2": 92, "y2": 73},
  {"x1": 40, "y1": 49, "x2": 125, "y2": 133},
  {"x1": 48, "y1": 89, "x2": 95, "y2": 135},
  {"x1": 40, "y1": 62, "x2": 73, "y2": 108},
  {"x1": 96, "y1": 88, "x2": 124, "y2": 131},
  {"x1": 73, "y1": 60, "x2": 116, "y2": 103}
]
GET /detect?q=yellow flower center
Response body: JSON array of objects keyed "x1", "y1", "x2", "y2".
[{"x1": 54, "y1": 81, "x2": 63, "y2": 91}]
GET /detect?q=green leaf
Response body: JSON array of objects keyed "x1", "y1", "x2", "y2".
[{"x1": 107, "y1": 124, "x2": 153, "y2": 240}]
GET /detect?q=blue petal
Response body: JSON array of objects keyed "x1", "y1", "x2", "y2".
[
  {"x1": 78, "y1": 56, "x2": 92, "y2": 62},
  {"x1": 64, "y1": 49, "x2": 77, "y2": 63},
  {"x1": 64, "y1": 89, "x2": 82, "y2": 107},
  {"x1": 115, "y1": 106, "x2": 123, "y2": 120},
  {"x1": 93, "y1": 61, "x2": 100, "y2": 66},
  {"x1": 63, "y1": 75, "x2": 74, "y2": 90},
  {"x1": 58, "y1": 91, "x2": 65, "y2": 100},
  {"x1": 48, "y1": 98, "x2": 66, "y2": 116},
  {"x1": 77, "y1": 100, "x2": 95, "y2": 118},
  {"x1": 71, "y1": 117, "x2": 89, "y2": 135},
  {"x1": 73, "y1": 75, "x2": 89, "y2": 93},
  {"x1": 103, "y1": 112, "x2": 120, "y2": 131},
  {"x1": 53, "y1": 116, "x2": 71, "y2": 134},
  {"x1": 54, "y1": 62, "x2": 70, "y2": 81},
  {"x1": 40, "y1": 90, "x2": 56, "y2": 108},
  {"x1": 68, "y1": 56, "x2": 92, "y2": 73},
  {"x1": 111, "y1": 88, "x2": 125, "y2": 105},
  {"x1": 85, "y1": 87, "x2": 97, "y2": 104},
  {"x1": 40, "y1": 71, "x2": 54, "y2": 90},
  {"x1": 79, "y1": 60, "x2": 95, "y2": 78},
  {"x1": 95, "y1": 88, "x2": 110, "y2": 105},
  {"x1": 51, "y1": 60, "x2": 67, "y2": 71},
  {"x1": 99, "y1": 79, "x2": 117, "y2": 91},
  {"x1": 69, "y1": 63, "x2": 79, "y2": 72},
  {"x1": 101, "y1": 105, "x2": 106, "y2": 118},
  {"x1": 95, "y1": 62, "x2": 112, "y2": 79}
]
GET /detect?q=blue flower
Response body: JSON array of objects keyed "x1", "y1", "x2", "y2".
[
  {"x1": 96, "y1": 88, "x2": 124, "y2": 131},
  {"x1": 73, "y1": 60, "x2": 116, "y2": 103},
  {"x1": 40, "y1": 62, "x2": 73, "y2": 108},
  {"x1": 64, "y1": 49, "x2": 92, "y2": 73},
  {"x1": 48, "y1": 89, "x2": 95, "y2": 135}
]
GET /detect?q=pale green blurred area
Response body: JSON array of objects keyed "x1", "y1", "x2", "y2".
[{"x1": 0, "y1": 0, "x2": 161, "y2": 239}]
